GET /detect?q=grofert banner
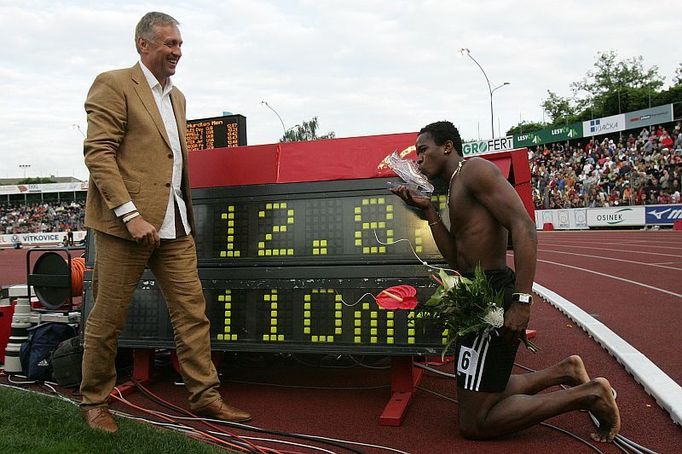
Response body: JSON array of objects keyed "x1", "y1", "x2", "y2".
[{"x1": 462, "y1": 136, "x2": 515, "y2": 156}]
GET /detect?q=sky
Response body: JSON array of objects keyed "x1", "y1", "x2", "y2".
[{"x1": 1, "y1": 0, "x2": 678, "y2": 181}]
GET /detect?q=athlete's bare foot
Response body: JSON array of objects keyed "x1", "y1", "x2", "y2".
[
  {"x1": 587, "y1": 377, "x2": 621, "y2": 442},
  {"x1": 562, "y1": 355, "x2": 590, "y2": 386}
]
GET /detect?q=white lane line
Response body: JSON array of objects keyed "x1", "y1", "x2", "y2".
[
  {"x1": 538, "y1": 249, "x2": 682, "y2": 271},
  {"x1": 533, "y1": 283, "x2": 682, "y2": 425},
  {"x1": 541, "y1": 242, "x2": 682, "y2": 252},
  {"x1": 521, "y1": 256, "x2": 682, "y2": 298},
  {"x1": 537, "y1": 244, "x2": 682, "y2": 258}
]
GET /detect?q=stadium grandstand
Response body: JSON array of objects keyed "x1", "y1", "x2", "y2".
[{"x1": 530, "y1": 121, "x2": 682, "y2": 209}]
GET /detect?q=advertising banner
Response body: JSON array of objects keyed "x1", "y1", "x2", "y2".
[
  {"x1": 462, "y1": 136, "x2": 515, "y2": 157},
  {"x1": 586, "y1": 206, "x2": 644, "y2": 227},
  {"x1": 0, "y1": 231, "x2": 87, "y2": 247},
  {"x1": 582, "y1": 114, "x2": 626, "y2": 136},
  {"x1": 515, "y1": 122, "x2": 583, "y2": 148},
  {"x1": 645, "y1": 204, "x2": 682, "y2": 225},
  {"x1": 535, "y1": 208, "x2": 588, "y2": 230},
  {"x1": 625, "y1": 104, "x2": 673, "y2": 130},
  {"x1": 0, "y1": 181, "x2": 88, "y2": 196}
]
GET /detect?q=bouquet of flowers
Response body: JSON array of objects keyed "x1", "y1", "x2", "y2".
[{"x1": 420, "y1": 266, "x2": 507, "y2": 355}]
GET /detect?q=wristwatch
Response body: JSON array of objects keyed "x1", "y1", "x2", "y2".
[{"x1": 512, "y1": 293, "x2": 533, "y2": 305}]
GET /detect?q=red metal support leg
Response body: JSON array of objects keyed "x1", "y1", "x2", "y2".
[
  {"x1": 379, "y1": 356, "x2": 423, "y2": 426},
  {"x1": 115, "y1": 348, "x2": 154, "y2": 397}
]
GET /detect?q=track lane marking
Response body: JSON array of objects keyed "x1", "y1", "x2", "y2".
[
  {"x1": 535, "y1": 258, "x2": 682, "y2": 299},
  {"x1": 538, "y1": 248, "x2": 682, "y2": 271},
  {"x1": 536, "y1": 244, "x2": 682, "y2": 258}
]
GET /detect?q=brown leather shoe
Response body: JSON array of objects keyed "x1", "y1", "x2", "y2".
[
  {"x1": 81, "y1": 407, "x2": 118, "y2": 433},
  {"x1": 195, "y1": 399, "x2": 252, "y2": 422}
]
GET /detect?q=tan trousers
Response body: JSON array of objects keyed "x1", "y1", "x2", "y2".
[{"x1": 80, "y1": 230, "x2": 221, "y2": 410}]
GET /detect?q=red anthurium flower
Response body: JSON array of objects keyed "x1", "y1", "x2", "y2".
[{"x1": 376, "y1": 285, "x2": 418, "y2": 310}]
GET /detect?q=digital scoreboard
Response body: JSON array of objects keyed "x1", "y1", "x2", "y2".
[
  {"x1": 186, "y1": 114, "x2": 247, "y2": 151},
  {"x1": 81, "y1": 139, "x2": 532, "y2": 356},
  {"x1": 82, "y1": 177, "x2": 451, "y2": 354}
]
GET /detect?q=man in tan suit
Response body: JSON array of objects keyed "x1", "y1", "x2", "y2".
[{"x1": 80, "y1": 11, "x2": 251, "y2": 433}]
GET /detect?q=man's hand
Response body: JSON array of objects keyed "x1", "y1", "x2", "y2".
[
  {"x1": 502, "y1": 302, "x2": 530, "y2": 344},
  {"x1": 125, "y1": 216, "x2": 160, "y2": 247},
  {"x1": 389, "y1": 185, "x2": 432, "y2": 210}
]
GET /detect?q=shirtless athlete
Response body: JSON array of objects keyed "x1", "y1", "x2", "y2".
[{"x1": 390, "y1": 121, "x2": 620, "y2": 442}]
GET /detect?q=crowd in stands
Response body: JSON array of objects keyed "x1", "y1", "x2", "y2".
[
  {"x1": 531, "y1": 123, "x2": 682, "y2": 209},
  {"x1": 0, "y1": 201, "x2": 85, "y2": 234}
]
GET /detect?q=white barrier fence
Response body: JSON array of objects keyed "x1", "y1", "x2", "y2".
[
  {"x1": 535, "y1": 204, "x2": 682, "y2": 230},
  {"x1": 0, "y1": 230, "x2": 87, "y2": 247}
]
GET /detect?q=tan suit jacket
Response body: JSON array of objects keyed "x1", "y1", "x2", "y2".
[{"x1": 83, "y1": 63, "x2": 196, "y2": 239}]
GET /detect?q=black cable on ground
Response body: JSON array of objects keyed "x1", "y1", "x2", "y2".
[{"x1": 131, "y1": 378, "x2": 366, "y2": 454}]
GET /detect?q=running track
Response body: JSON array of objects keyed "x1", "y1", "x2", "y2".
[
  {"x1": 1, "y1": 230, "x2": 681, "y2": 452},
  {"x1": 527, "y1": 230, "x2": 681, "y2": 386}
]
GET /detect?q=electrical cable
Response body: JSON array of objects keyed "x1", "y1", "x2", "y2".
[
  {"x1": 347, "y1": 355, "x2": 391, "y2": 370},
  {"x1": 131, "y1": 379, "x2": 364, "y2": 454},
  {"x1": 512, "y1": 363, "x2": 655, "y2": 454},
  {"x1": 414, "y1": 362, "x2": 455, "y2": 378},
  {"x1": 415, "y1": 386, "x2": 606, "y2": 454},
  {"x1": 372, "y1": 229, "x2": 456, "y2": 274},
  {"x1": 290, "y1": 353, "x2": 359, "y2": 369},
  {"x1": 224, "y1": 378, "x2": 389, "y2": 391},
  {"x1": 111, "y1": 388, "x2": 264, "y2": 453},
  {"x1": 0, "y1": 380, "x2": 261, "y2": 453},
  {"x1": 209, "y1": 433, "x2": 337, "y2": 454},
  {"x1": 2, "y1": 379, "x2": 400, "y2": 454}
]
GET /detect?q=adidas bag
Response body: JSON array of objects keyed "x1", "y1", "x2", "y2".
[
  {"x1": 51, "y1": 336, "x2": 83, "y2": 388},
  {"x1": 19, "y1": 322, "x2": 77, "y2": 381}
]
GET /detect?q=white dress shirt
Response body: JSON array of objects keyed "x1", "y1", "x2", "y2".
[{"x1": 114, "y1": 61, "x2": 191, "y2": 239}]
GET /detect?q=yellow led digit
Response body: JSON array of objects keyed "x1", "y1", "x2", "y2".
[
  {"x1": 304, "y1": 289, "x2": 342, "y2": 343},
  {"x1": 258, "y1": 202, "x2": 295, "y2": 257},
  {"x1": 218, "y1": 290, "x2": 236, "y2": 341},
  {"x1": 219, "y1": 205, "x2": 244, "y2": 259},
  {"x1": 263, "y1": 289, "x2": 284, "y2": 342},
  {"x1": 354, "y1": 197, "x2": 394, "y2": 255}
]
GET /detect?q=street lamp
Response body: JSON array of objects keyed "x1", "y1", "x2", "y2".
[
  {"x1": 72, "y1": 123, "x2": 86, "y2": 138},
  {"x1": 459, "y1": 48, "x2": 510, "y2": 138},
  {"x1": 19, "y1": 164, "x2": 31, "y2": 178},
  {"x1": 260, "y1": 100, "x2": 287, "y2": 136}
]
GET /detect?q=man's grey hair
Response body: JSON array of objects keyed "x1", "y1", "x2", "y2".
[{"x1": 135, "y1": 12, "x2": 179, "y2": 54}]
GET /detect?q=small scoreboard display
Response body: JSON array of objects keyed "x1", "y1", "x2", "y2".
[{"x1": 186, "y1": 114, "x2": 247, "y2": 151}]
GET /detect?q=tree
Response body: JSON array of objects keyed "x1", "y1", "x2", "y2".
[
  {"x1": 280, "y1": 117, "x2": 335, "y2": 142},
  {"x1": 571, "y1": 50, "x2": 663, "y2": 98},
  {"x1": 674, "y1": 63, "x2": 682, "y2": 86},
  {"x1": 506, "y1": 121, "x2": 547, "y2": 137},
  {"x1": 570, "y1": 50, "x2": 663, "y2": 116},
  {"x1": 541, "y1": 90, "x2": 577, "y2": 124},
  {"x1": 506, "y1": 51, "x2": 676, "y2": 136},
  {"x1": 18, "y1": 177, "x2": 57, "y2": 184}
]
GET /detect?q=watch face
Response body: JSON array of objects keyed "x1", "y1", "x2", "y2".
[{"x1": 514, "y1": 293, "x2": 532, "y2": 304}]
